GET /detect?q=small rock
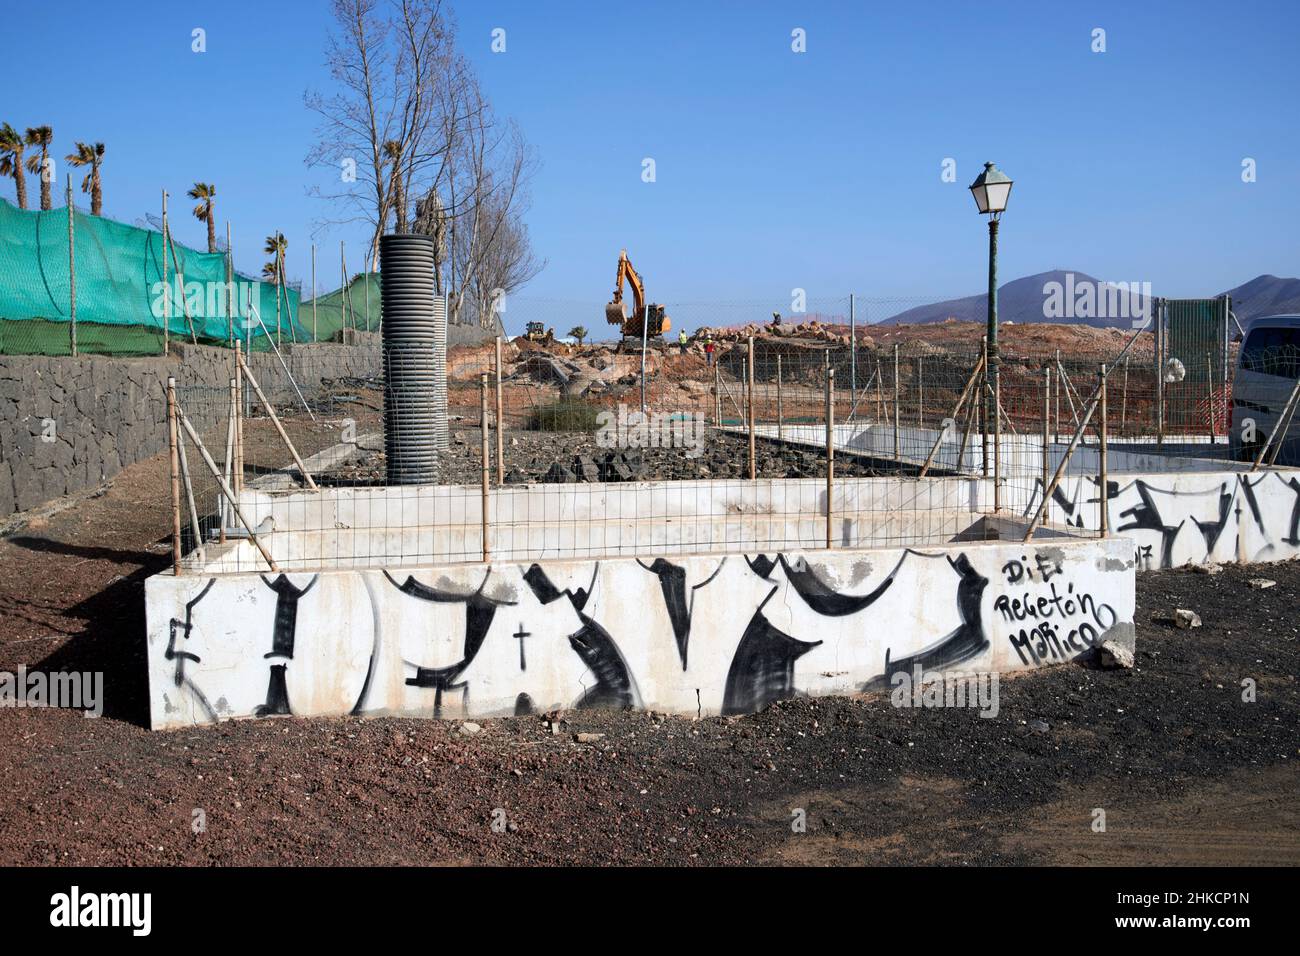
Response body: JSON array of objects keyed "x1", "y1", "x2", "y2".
[
  {"x1": 1173, "y1": 609, "x2": 1202, "y2": 629},
  {"x1": 1099, "y1": 639, "x2": 1135, "y2": 669},
  {"x1": 1249, "y1": 578, "x2": 1276, "y2": 590},
  {"x1": 1190, "y1": 563, "x2": 1222, "y2": 575},
  {"x1": 1029, "y1": 719, "x2": 1050, "y2": 734},
  {"x1": 459, "y1": 721, "x2": 481, "y2": 736},
  {"x1": 575, "y1": 732, "x2": 605, "y2": 744}
]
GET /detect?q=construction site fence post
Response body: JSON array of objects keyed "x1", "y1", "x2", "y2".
[
  {"x1": 993, "y1": 354, "x2": 1002, "y2": 513},
  {"x1": 167, "y1": 376, "x2": 181, "y2": 575},
  {"x1": 776, "y1": 354, "x2": 784, "y2": 442},
  {"x1": 1042, "y1": 366, "x2": 1051, "y2": 514},
  {"x1": 826, "y1": 367, "x2": 834, "y2": 549},
  {"x1": 747, "y1": 336, "x2": 756, "y2": 480},
  {"x1": 892, "y1": 344, "x2": 900, "y2": 463},
  {"x1": 162, "y1": 189, "x2": 169, "y2": 356},
  {"x1": 1099, "y1": 364, "x2": 1109, "y2": 537},
  {"x1": 480, "y1": 373, "x2": 491, "y2": 561},
  {"x1": 495, "y1": 336, "x2": 505, "y2": 487},
  {"x1": 67, "y1": 176, "x2": 77, "y2": 357}
]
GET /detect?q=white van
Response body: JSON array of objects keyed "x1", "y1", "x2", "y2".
[{"x1": 1231, "y1": 314, "x2": 1300, "y2": 466}]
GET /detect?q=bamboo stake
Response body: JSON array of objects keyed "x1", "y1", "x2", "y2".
[
  {"x1": 1053, "y1": 348, "x2": 1061, "y2": 441},
  {"x1": 1041, "y1": 367, "x2": 1051, "y2": 515},
  {"x1": 311, "y1": 243, "x2": 318, "y2": 343},
  {"x1": 221, "y1": 377, "x2": 236, "y2": 544},
  {"x1": 747, "y1": 337, "x2": 756, "y2": 479},
  {"x1": 919, "y1": 352, "x2": 984, "y2": 478},
  {"x1": 226, "y1": 222, "x2": 234, "y2": 346},
  {"x1": 480, "y1": 374, "x2": 491, "y2": 561},
  {"x1": 176, "y1": 420, "x2": 204, "y2": 553},
  {"x1": 956, "y1": 375, "x2": 978, "y2": 473},
  {"x1": 1256, "y1": 374, "x2": 1300, "y2": 470},
  {"x1": 175, "y1": 400, "x2": 278, "y2": 571},
  {"x1": 246, "y1": 301, "x2": 315, "y2": 420},
  {"x1": 893, "y1": 344, "x2": 901, "y2": 463},
  {"x1": 713, "y1": 363, "x2": 721, "y2": 426},
  {"x1": 1099, "y1": 364, "x2": 1109, "y2": 537},
  {"x1": 1120, "y1": 355, "x2": 1129, "y2": 435},
  {"x1": 776, "y1": 353, "x2": 784, "y2": 442},
  {"x1": 825, "y1": 368, "x2": 835, "y2": 549},
  {"x1": 495, "y1": 336, "x2": 505, "y2": 487},
  {"x1": 67, "y1": 176, "x2": 77, "y2": 356},
  {"x1": 167, "y1": 228, "x2": 198, "y2": 344},
  {"x1": 234, "y1": 342, "x2": 245, "y2": 494},
  {"x1": 236, "y1": 353, "x2": 319, "y2": 490},
  {"x1": 979, "y1": 339, "x2": 989, "y2": 477},
  {"x1": 162, "y1": 190, "x2": 170, "y2": 356},
  {"x1": 993, "y1": 352, "x2": 1002, "y2": 513},
  {"x1": 167, "y1": 377, "x2": 182, "y2": 574}
]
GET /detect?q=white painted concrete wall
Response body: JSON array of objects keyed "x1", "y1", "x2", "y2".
[
  {"x1": 146, "y1": 534, "x2": 1135, "y2": 729},
  {"x1": 1034, "y1": 468, "x2": 1300, "y2": 569}
]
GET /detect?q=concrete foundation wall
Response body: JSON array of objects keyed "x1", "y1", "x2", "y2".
[
  {"x1": 1041, "y1": 469, "x2": 1300, "y2": 569},
  {"x1": 0, "y1": 342, "x2": 379, "y2": 518},
  {"x1": 145, "y1": 534, "x2": 1136, "y2": 729}
]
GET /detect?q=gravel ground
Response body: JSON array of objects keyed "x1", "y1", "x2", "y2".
[
  {"x1": 0, "y1": 450, "x2": 1297, "y2": 866},
  {"x1": 329, "y1": 427, "x2": 891, "y2": 486}
]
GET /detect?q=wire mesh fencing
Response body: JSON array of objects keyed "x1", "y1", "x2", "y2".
[{"x1": 158, "y1": 318, "x2": 1227, "y2": 578}]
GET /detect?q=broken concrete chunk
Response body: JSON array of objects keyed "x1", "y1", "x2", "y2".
[
  {"x1": 1173, "y1": 609, "x2": 1202, "y2": 629},
  {"x1": 574, "y1": 732, "x2": 605, "y2": 744},
  {"x1": 459, "y1": 721, "x2": 481, "y2": 736},
  {"x1": 1099, "y1": 639, "x2": 1135, "y2": 669},
  {"x1": 1248, "y1": 578, "x2": 1276, "y2": 590}
]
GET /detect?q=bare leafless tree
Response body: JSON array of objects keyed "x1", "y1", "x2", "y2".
[{"x1": 305, "y1": 0, "x2": 454, "y2": 266}]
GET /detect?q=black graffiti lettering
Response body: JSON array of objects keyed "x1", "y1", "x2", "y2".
[{"x1": 1008, "y1": 628, "x2": 1039, "y2": 666}]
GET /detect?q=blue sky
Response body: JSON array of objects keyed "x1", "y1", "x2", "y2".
[{"x1": 4, "y1": 0, "x2": 1297, "y2": 328}]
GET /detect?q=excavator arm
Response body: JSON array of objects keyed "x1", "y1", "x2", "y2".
[{"x1": 605, "y1": 249, "x2": 670, "y2": 337}]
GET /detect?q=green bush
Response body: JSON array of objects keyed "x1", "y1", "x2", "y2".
[{"x1": 527, "y1": 399, "x2": 602, "y2": 432}]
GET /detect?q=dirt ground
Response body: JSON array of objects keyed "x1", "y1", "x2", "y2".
[{"x1": 0, "y1": 447, "x2": 1297, "y2": 866}]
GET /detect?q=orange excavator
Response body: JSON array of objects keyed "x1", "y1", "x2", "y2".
[{"x1": 604, "y1": 249, "x2": 670, "y2": 339}]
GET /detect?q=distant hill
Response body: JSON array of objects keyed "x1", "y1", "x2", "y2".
[
  {"x1": 877, "y1": 271, "x2": 1300, "y2": 328},
  {"x1": 1223, "y1": 275, "x2": 1300, "y2": 323}
]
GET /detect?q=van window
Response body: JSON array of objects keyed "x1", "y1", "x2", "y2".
[{"x1": 1240, "y1": 326, "x2": 1300, "y2": 379}]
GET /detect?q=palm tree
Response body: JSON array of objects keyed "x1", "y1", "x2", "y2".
[
  {"x1": 568, "y1": 326, "x2": 588, "y2": 346},
  {"x1": 263, "y1": 232, "x2": 287, "y2": 285},
  {"x1": 187, "y1": 182, "x2": 217, "y2": 252},
  {"x1": 0, "y1": 124, "x2": 28, "y2": 210},
  {"x1": 23, "y1": 126, "x2": 53, "y2": 210},
  {"x1": 65, "y1": 141, "x2": 105, "y2": 215}
]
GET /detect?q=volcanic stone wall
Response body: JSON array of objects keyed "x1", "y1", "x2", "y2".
[{"x1": 0, "y1": 343, "x2": 379, "y2": 518}]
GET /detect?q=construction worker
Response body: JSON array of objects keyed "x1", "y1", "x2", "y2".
[
  {"x1": 704, "y1": 334, "x2": 715, "y2": 367},
  {"x1": 678, "y1": 328, "x2": 689, "y2": 356}
]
